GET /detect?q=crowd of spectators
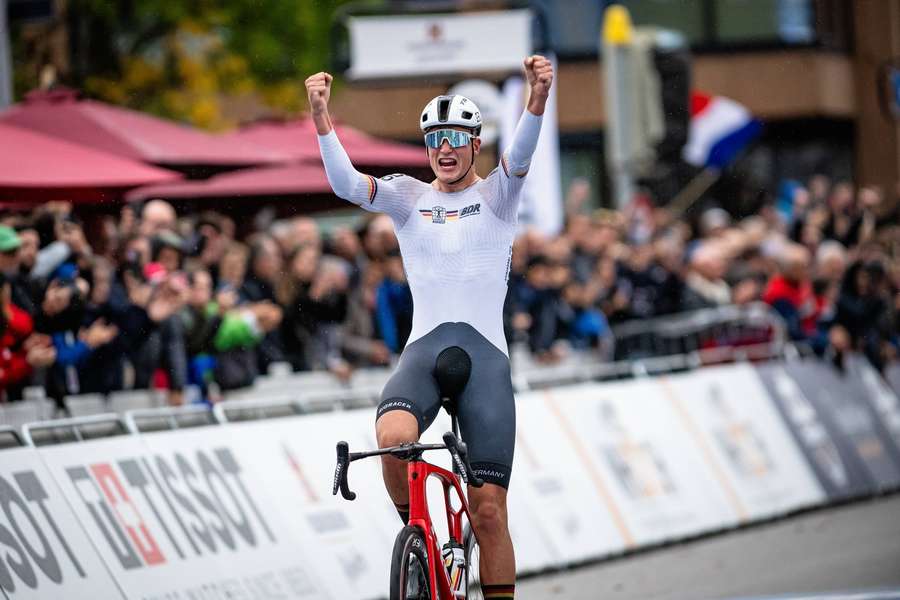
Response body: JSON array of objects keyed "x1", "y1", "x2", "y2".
[{"x1": 0, "y1": 174, "x2": 897, "y2": 406}]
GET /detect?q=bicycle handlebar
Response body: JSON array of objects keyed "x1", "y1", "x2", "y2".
[
  {"x1": 332, "y1": 432, "x2": 483, "y2": 501},
  {"x1": 333, "y1": 441, "x2": 356, "y2": 500},
  {"x1": 442, "y1": 432, "x2": 485, "y2": 488}
]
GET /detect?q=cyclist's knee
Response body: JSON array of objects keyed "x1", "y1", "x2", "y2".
[
  {"x1": 469, "y1": 491, "x2": 508, "y2": 538},
  {"x1": 376, "y1": 410, "x2": 419, "y2": 449}
]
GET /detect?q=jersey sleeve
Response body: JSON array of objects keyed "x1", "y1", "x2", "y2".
[
  {"x1": 485, "y1": 110, "x2": 543, "y2": 223},
  {"x1": 318, "y1": 131, "x2": 422, "y2": 226}
]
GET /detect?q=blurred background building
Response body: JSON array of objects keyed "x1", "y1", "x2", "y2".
[{"x1": 4, "y1": 0, "x2": 899, "y2": 218}]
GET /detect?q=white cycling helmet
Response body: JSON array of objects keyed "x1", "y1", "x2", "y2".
[{"x1": 420, "y1": 94, "x2": 482, "y2": 135}]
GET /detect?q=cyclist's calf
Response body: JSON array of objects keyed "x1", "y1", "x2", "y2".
[{"x1": 468, "y1": 484, "x2": 516, "y2": 584}]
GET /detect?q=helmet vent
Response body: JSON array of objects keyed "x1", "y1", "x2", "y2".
[
  {"x1": 438, "y1": 98, "x2": 451, "y2": 122},
  {"x1": 461, "y1": 111, "x2": 473, "y2": 120}
]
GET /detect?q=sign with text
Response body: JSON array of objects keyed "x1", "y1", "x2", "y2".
[
  {"x1": 845, "y1": 354, "x2": 900, "y2": 460},
  {"x1": 347, "y1": 10, "x2": 532, "y2": 79},
  {"x1": 230, "y1": 415, "x2": 396, "y2": 599},
  {"x1": 0, "y1": 447, "x2": 122, "y2": 599},
  {"x1": 786, "y1": 360, "x2": 900, "y2": 491},
  {"x1": 514, "y1": 391, "x2": 627, "y2": 563},
  {"x1": 38, "y1": 432, "x2": 333, "y2": 600},
  {"x1": 662, "y1": 364, "x2": 825, "y2": 520},
  {"x1": 546, "y1": 380, "x2": 740, "y2": 546}
]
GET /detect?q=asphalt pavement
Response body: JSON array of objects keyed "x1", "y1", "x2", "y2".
[{"x1": 517, "y1": 495, "x2": 900, "y2": 600}]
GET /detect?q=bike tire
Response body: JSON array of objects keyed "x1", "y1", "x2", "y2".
[
  {"x1": 390, "y1": 525, "x2": 432, "y2": 600},
  {"x1": 463, "y1": 523, "x2": 483, "y2": 600}
]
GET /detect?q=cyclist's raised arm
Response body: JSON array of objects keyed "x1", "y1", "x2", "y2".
[
  {"x1": 307, "y1": 72, "x2": 419, "y2": 225},
  {"x1": 489, "y1": 55, "x2": 554, "y2": 223}
]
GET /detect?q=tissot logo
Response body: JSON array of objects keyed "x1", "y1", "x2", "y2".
[
  {"x1": 65, "y1": 447, "x2": 276, "y2": 570},
  {"x1": 0, "y1": 470, "x2": 86, "y2": 591}
]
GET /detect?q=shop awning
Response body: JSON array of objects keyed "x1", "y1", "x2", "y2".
[
  {"x1": 0, "y1": 122, "x2": 182, "y2": 204},
  {"x1": 0, "y1": 88, "x2": 290, "y2": 167}
]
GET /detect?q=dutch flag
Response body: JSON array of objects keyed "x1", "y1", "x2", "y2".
[{"x1": 683, "y1": 92, "x2": 762, "y2": 170}]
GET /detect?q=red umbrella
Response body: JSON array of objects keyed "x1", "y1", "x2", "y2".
[
  {"x1": 124, "y1": 162, "x2": 333, "y2": 203},
  {"x1": 0, "y1": 122, "x2": 182, "y2": 204},
  {"x1": 0, "y1": 88, "x2": 290, "y2": 167},
  {"x1": 219, "y1": 118, "x2": 428, "y2": 168}
]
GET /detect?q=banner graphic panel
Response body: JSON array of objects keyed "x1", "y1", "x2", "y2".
[
  {"x1": 662, "y1": 364, "x2": 826, "y2": 519},
  {"x1": 512, "y1": 392, "x2": 627, "y2": 565},
  {"x1": 230, "y1": 412, "x2": 410, "y2": 599},
  {"x1": 786, "y1": 359, "x2": 900, "y2": 491},
  {"x1": 845, "y1": 353, "x2": 900, "y2": 461},
  {"x1": 756, "y1": 363, "x2": 880, "y2": 498},
  {"x1": 38, "y1": 432, "x2": 334, "y2": 600},
  {"x1": 0, "y1": 447, "x2": 123, "y2": 600},
  {"x1": 545, "y1": 380, "x2": 740, "y2": 546}
]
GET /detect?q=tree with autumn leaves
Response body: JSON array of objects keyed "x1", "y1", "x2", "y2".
[{"x1": 11, "y1": 0, "x2": 375, "y2": 130}]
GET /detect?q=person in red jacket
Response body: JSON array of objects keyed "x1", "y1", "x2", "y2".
[
  {"x1": 763, "y1": 244, "x2": 822, "y2": 340},
  {"x1": 0, "y1": 273, "x2": 55, "y2": 400}
]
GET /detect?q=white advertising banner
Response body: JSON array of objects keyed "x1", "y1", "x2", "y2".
[
  {"x1": 545, "y1": 380, "x2": 741, "y2": 546},
  {"x1": 37, "y1": 432, "x2": 334, "y2": 600},
  {"x1": 229, "y1": 413, "x2": 396, "y2": 599},
  {"x1": 661, "y1": 364, "x2": 826, "y2": 520},
  {"x1": 512, "y1": 392, "x2": 627, "y2": 565},
  {"x1": 347, "y1": 10, "x2": 533, "y2": 79},
  {"x1": 0, "y1": 447, "x2": 123, "y2": 600}
]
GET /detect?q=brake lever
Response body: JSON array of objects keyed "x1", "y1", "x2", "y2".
[
  {"x1": 333, "y1": 441, "x2": 357, "y2": 500},
  {"x1": 442, "y1": 432, "x2": 484, "y2": 488}
]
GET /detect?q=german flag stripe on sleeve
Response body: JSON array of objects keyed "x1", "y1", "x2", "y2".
[{"x1": 365, "y1": 175, "x2": 377, "y2": 204}]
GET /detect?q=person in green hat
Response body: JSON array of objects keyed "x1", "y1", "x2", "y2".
[{"x1": 0, "y1": 226, "x2": 22, "y2": 277}]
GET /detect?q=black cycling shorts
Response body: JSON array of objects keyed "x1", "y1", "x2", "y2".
[{"x1": 376, "y1": 322, "x2": 516, "y2": 489}]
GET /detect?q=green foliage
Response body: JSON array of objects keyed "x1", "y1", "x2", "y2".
[{"x1": 21, "y1": 0, "x2": 382, "y2": 130}]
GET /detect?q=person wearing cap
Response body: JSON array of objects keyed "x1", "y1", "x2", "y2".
[
  {"x1": 0, "y1": 225, "x2": 35, "y2": 318},
  {"x1": 0, "y1": 226, "x2": 21, "y2": 277},
  {"x1": 307, "y1": 55, "x2": 553, "y2": 595}
]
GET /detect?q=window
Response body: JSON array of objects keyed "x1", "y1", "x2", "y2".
[
  {"x1": 621, "y1": 0, "x2": 816, "y2": 49},
  {"x1": 622, "y1": 0, "x2": 707, "y2": 44}
]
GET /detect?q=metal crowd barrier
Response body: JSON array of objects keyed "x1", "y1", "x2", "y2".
[
  {"x1": 4, "y1": 305, "x2": 793, "y2": 434},
  {"x1": 611, "y1": 302, "x2": 786, "y2": 361},
  {"x1": 124, "y1": 405, "x2": 216, "y2": 434},
  {"x1": 21, "y1": 413, "x2": 127, "y2": 446}
]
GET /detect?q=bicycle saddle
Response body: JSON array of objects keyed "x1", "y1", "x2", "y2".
[{"x1": 434, "y1": 346, "x2": 471, "y2": 413}]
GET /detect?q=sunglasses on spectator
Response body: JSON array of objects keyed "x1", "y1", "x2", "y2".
[{"x1": 424, "y1": 129, "x2": 474, "y2": 149}]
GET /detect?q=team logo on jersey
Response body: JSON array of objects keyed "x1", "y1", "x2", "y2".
[
  {"x1": 419, "y1": 205, "x2": 458, "y2": 224},
  {"x1": 459, "y1": 203, "x2": 481, "y2": 218}
]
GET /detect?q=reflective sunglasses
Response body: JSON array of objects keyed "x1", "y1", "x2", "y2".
[{"x1": 424, "y1": 129, "x2": 473, "y2": 149}]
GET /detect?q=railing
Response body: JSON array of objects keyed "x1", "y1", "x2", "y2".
[
  {"x1": 611, "y1": 302, "x2": 785, "y2": 361},
  {"x1": 21, "y1": 413, "x2": 127, "y2": 446},
  {"x1": 2, "y1": 304, "x2": 792, "y2": 433}
]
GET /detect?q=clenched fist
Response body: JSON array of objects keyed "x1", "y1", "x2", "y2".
[
  {"x1": 305, "y1": 71, "x2": 333, "y2": 115},
  {"x1": 524, "y1": 55, "x2": 553, "y2": 98}
]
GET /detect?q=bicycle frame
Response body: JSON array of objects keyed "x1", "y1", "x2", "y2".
[
  {"x1": 333, "y1": 429, "x2": 483, "y2": 599},
  {"x1": 407, "y1": 458, "x2": 471, "y2": 600}
]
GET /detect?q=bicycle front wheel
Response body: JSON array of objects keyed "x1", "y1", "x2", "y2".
[
  {"x1": 463, "y1": 523, "x2": 483, "y2": 600},
  {"x1": 390, "y1": 525, "x2": 432, "y2": 600}
]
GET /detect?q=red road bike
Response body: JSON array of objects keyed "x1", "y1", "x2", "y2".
[{"x1": 333, "y1": 428, "x2": 484, "y2": 599}]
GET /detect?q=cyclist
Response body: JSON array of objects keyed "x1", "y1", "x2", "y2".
[{"x1": 307, "y1": 55, "x2": 553, "y2": 599}]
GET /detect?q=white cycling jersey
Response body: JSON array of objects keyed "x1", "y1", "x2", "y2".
[{"x1": 318, "y1": 111, "x2": 542, "y2": 355}]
